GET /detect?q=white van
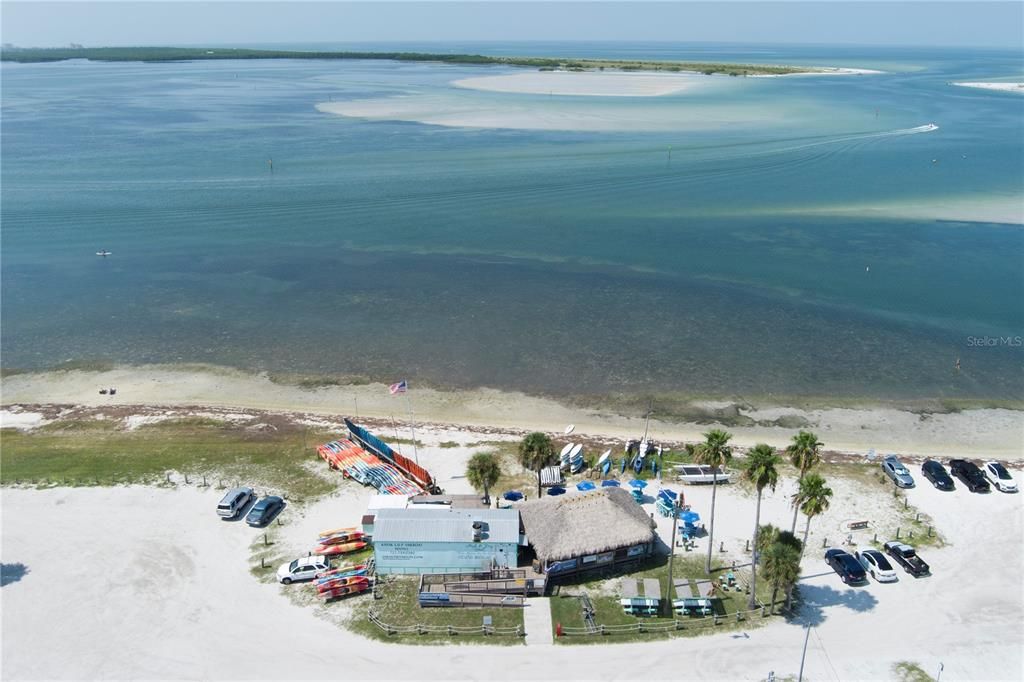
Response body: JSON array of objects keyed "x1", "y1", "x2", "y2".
[{"x1": 217, "y1": 487, "x2": 255, "y2": 519}]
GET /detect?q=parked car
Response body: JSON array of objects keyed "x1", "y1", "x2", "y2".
[
  {"x1": 824, "y1": 548, "x2": 867, "y2": 585},
  {"x1": 883, "y1": 541, "x2": 930, "y2": 577},
  {"x1": 949, "y1": 459, "x2": 990, "y2": 493},
  {"x1": 921, "y1": 460, "x2": 955, "y2": 491},
  {"x1": 882, "y1": 455, "x2": 915, "y2": 488},
  {"x1": 246, "y1": 495, "x2": 285, "y2": 527},
  {"x1": 856, "y1": 549, "x2": 898, "y2": 583},
  {"x1": 277, "y1": 556, "x2": 330, "y2": 584},
  {"x1": 216, "y1": 486, "x2": 255, "y2": 519},
  {"x1": 983, "y1": 461, "x2": 1018, "y2": 493}
]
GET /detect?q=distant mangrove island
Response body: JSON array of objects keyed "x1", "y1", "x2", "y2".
[{"x1": 0, "y1": 46, "x2": 816, "y2": 76}]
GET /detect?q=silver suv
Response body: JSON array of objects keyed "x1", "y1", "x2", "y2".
[{"x1": 217, "y1": 486, "x2": 255, "y2": 519}]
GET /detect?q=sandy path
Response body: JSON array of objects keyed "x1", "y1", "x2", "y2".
[
  {"x1": 3, "y1": 366, "x2": 1022, "y2": 459},
  {"x1": 3, "y1": 454, "x2": 1021, "y2": 680}
]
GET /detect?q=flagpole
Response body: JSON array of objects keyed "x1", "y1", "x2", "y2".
[{"x1": 405, "y1": 389, "x2": 419, "y2": 465}]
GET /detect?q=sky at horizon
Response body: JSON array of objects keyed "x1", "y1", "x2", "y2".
[{"x1": 2, "y1": 1, "x2": 1022, "y2": 50}]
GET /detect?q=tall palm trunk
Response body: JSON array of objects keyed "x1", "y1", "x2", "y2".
[
  {"x1": 790, "y1": 470, "x2": 805, "y2": 533},
  {"x1": 748, "y1": 489, "x2": 763, "y2": 609},
  {"x1": 770, "y1": 580, "x2": 781, "y2": 613},
  {"x1": 536, "y1": 468, "x2": 543, "y2": 499},
  {"x1": 800, "y1": 513, "x2": 813, "y2": 562},
  {"x1": 705, "y1": 470, "x2": 718, "y2": 574}
]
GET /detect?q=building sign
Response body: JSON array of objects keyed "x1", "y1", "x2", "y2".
[{"x1": 375, "y1": 541, "x2": 514, "y2": 570}]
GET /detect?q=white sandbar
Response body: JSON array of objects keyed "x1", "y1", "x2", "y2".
[
  {"x1": 451, "y1": 70, "x2": 706, "y2": 97},
  {"x1": 952, "y1": 81, "x2": 1024, "y2": 93}
]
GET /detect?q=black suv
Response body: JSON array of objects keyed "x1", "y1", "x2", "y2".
[
  {"x1": 948, "y1": 459, "x2": 990, "y2": 493},
  {"x1": 922, "y1": 460, "x2": 955, "y2": 491}
]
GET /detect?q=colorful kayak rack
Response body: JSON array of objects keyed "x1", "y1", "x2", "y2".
[{"x1": 317, "y1": 439, "x2": 422, "y2": 496}]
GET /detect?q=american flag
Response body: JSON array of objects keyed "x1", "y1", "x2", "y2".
[{"x1": 389, "y1": 380, "x2": 407, "y2": 395}]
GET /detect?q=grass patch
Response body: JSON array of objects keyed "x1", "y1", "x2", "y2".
[
  {"x1": 1, "y1": 419, "x2": 336, "y2": 499},
  {"x1": 346, "y1": 576, "x2": 524, "y2": 645},
  {"x1": 438, "y1": 441, "x2": 460, "y2": 449},
  {"x1": 893, "y1": 661, "x2": 935, "y2": 682},
  {"x1": 550, "y1": 556, "x2": 776, "y2": 644}
]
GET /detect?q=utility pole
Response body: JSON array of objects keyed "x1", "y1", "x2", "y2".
[
  {"x1": 664, "y1": 495, "x2": 681, "y2": 616},
  {"x1": 797, "y1": 624, "x2": 812, "y2": 682}
]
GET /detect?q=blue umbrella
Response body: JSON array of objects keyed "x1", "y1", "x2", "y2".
[
  {"x1": 601, "y1": 480, "x2": 621, "y2": 487},
  {"x1": 681, "y1": 511, "x2": 700, "y2": 523},
  {"x1": 628, "y1": 479, "x2": 647, "y2": 489},
  {"x1": 658, "y1": 488, "x2": 678, "y2": 501},
  {"x1": 502, "y1": 490, "x2": 524, "y2": 501},
  {"x1": 547, "y1": 486, "x2": 566, "y2": 496},
  {"x1": 620, "y1": 458, "x2": 627, "y2": 474},
  {"x1": 601, "y1": 460, "x2": 611, "y2": 476},
  {"x1": 576, "y1": 481, "x2": 596, "y2": 491}
]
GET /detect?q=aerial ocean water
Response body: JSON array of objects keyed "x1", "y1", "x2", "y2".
[{"x1": 2, "y1": 42, "x2": 1022, "y2": 401}]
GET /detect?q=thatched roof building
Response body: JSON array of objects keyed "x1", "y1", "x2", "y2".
[{"x1": 519, "y1": 487, "x2": 657, "y2": 566}]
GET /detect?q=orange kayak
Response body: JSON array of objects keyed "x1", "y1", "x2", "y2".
[
  {"x1": 318, "y1": 526, "x2": 357, "y2": 538},
  {"x1": 313, "y1": 541, "x2": 367, "y2": 556},
  {"x1": 317, "y1": 531, "x2": 365, "y2": 546}
]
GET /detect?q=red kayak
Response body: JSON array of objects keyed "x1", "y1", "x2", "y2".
[
  {"x1": 317, "y1": 531, "x2": 365, "y2": 546},
  {"x1": 316, "y1": 576, "x2": 369, "y2": 594},
  {"x1": 318, "y1": 583, "x2": 372, "y2": 600},
  {"x1": 313, "y1": 541, "x2": 367, "y2": 556}
]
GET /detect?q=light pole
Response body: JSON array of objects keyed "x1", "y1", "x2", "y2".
[
  {"x1": 664, "y1": 495, "x2": 681, "y2": 616},
  {"x1": 797, "y1": 624, "x2": 812, "y2": 682},
  {"x1": 936, "y1": 663, "x2": 944, "y2": 682}
]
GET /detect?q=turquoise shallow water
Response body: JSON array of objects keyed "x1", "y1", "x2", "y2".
[{"x1": 2, "y1": 43, "x2": 1022, "y2": 400}]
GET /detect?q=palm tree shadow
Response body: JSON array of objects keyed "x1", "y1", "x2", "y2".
[
  {"x1": 1, "y1": 563, "x2": 30, "y2": 587},
  {"x1": 789, "y1": 583, "x2": 879, "y2": 626}
]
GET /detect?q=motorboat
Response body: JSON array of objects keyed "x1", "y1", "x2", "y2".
[{"x1": 674, "y1": 465, "x2": 731, "y2": 485}]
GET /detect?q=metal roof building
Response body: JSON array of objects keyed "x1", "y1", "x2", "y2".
[{"x1": 372, "y1": 507, "x2": 522, "y2": 575}]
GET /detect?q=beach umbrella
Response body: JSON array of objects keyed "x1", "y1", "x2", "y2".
[
  {"x1": 576, "y1": 481, "x2": 596, "y2": 491},
  {"x1": 601, "y1": 480, "x2": 620, "y2": 487},
  {"x1": 620, "y1": 458, "x2": 627, "y2": 474},
  {"x1": 502, "y1": 490, "x2": 524, "y2": 501},
  {"x1": 628, "y1": 479, "x2": 647, "y2": 490},
  {"x1": 658, "y1": 488, "x2": 678, "y2": 501},
  {"x1": 681, "y1": 510, "x2": 700, "y2": 523},
  {"x1": 547, "y1": 486, "x2": 566, "y2": 496}
]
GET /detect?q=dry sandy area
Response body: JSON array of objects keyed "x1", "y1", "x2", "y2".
[
  {"x1": 750, "y1": 67, "x2": 884, "y2": 78},
  {"x1": 952, "y1": 82, "x2": 1024, "y2": 93},
  {"x1": 3, "y1": 365, "x2": 1022, "y2": 458},
  {"x1": 451, "y1": 71, "x2": 705, "y2": 97},
  {"x1": 3, "y1": 426, "x2": 1022, "y2": 680}
]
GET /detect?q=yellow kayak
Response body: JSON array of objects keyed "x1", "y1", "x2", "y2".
[{"x1": 318, "y1": 526, "x2": 357, "y2": 538}]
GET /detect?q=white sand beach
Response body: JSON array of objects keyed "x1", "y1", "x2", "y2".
[
  {"x1": 952, "y1": 81, "x2": 1024, "y2": 93},
  {"x1": 750, "y1": 67, "x2": 885, "y2": 78},
  {"x1": 2, "y1": 430, "x2": 1021, "y2": 680},
  {"x1": 451, "y1": 71, "x2": 706, "y2": 97},
  {"x1": 3, "y1": 365, "x2": 1022, "y2": 458}
]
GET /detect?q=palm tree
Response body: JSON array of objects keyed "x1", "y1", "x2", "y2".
[
  {"x1": 756, "y1": 523, "x2": 780, "y2": 557},
  {"x1": 791, "y1": 472, "x2": 834, "y2": 561},
  {"x1": 785, "y1": 430, "x2": 823, "y2": 532},
  {"x1": 518, "y1": 432, "x2": 555, "y2": 499},
  {"x1": 743, "y1": 443, "x2": 780, "y2": 608},
  {"x1": 465, "y1": 452, "x2": 502, "y2": 505},
  {"x1": 762, "y1": 540, "x2": 802, "y2": 613},
  {"x1": 694, "y1": 429, "x2": 733, "y2": 574}
]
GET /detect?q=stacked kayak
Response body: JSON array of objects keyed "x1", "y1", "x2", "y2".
[
  {"x1": 313, "y1": 540, "x2": 368, "y2": 556},
  {"x1": 315, "y1": 564, "x2": 368, "y2": 581},
  {"x1": 318, "y1": 530, "x2": 365, "y2": 546},
  {"x1": 317, "y1": 439, "x2": 422, "y2": 495},
  {"x1": 318, "y1": 580, "x2": 372, "y2": 600}
]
